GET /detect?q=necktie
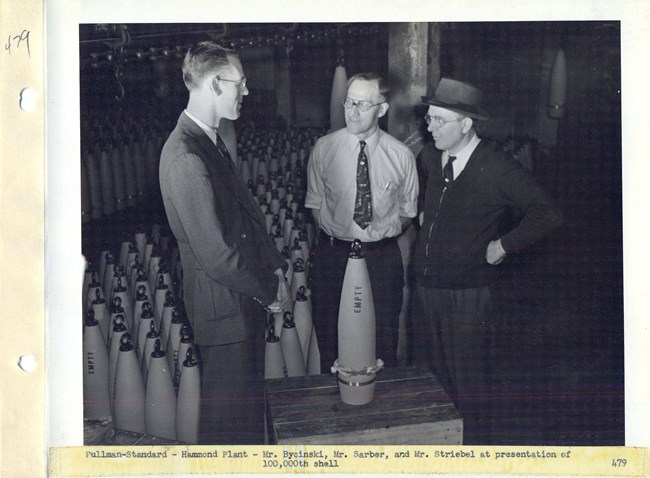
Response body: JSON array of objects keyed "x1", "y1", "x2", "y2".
[
  {"x1": 443, "y1": 155, "x2": 456, "y2": 185},
  {"x1": 215, "y1": 133, "x2": 233, "y2": 164},
  {"x1": 353, "y1": 141, "x2": 373, "y2": 229},
  {"x1": 215, "y1": 131, "x2": 263, "y2": 221}
]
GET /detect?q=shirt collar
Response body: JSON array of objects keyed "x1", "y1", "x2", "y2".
[
  {"x1": 348, "y1": 127, "x2": 381, "y2": 155},
  {"x1": 445, "y1": 132, "x2": 480, "y2": 164},
  {"x1": 184, "y1": 110, "x2": 217, "y2": 145}
]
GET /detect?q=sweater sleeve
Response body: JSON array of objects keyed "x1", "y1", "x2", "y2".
[
  {"x1": 416, "y1": 143, "x2": 433, "y2": 216},
  {"x1": 497, "y1": 161, "x2": 563, "y2": 253}
]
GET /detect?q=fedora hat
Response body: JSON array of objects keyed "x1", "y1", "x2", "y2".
[{"x1": 422, "y1": 78, "x2": 489, "y2": 120}]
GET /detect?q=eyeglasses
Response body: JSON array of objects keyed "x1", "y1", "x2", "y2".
[
  {"x1": 342, "y1": 98, "x2": 384, "y2": 113},
  {"x1": 217, "y1": 76, "x2": 247, "y2": 90},
  {"x1": 424, "y1": 114, "x2": 464, "y2": 127}
]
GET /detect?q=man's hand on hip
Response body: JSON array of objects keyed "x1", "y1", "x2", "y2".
[{"x1": 486, "y1": 239, "x2": 506, "y2": 265}]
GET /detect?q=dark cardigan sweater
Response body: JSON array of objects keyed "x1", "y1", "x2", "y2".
[{"x1": 414, "y1": 139, "x2": 563, "y2": 289}]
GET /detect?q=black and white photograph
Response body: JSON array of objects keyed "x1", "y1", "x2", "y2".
[
  {"x1": 75, "y1": 19, "x2": 624, "y2": 446},
  {"x1": 42, "y1": 1, "x2": 650, "y2": 476}
]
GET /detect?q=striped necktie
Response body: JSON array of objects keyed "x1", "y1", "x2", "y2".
[{"x1": 215, "y1": 133, "x2": 232, "y2": 163}]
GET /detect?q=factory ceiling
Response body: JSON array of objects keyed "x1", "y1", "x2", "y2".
[{"x1": 79, "y1": 23, "x2": 386, "y2": 68}]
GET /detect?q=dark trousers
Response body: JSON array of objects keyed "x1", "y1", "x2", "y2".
[
  {"x1": 196, "y1": 308, "x2": 265, "y2": 444},
  {"x1": 310, "y1": 232, "x2": 403, "y2": 374},
  {"x1": 416, "y1": 284, "x2": 492, "y2": 415}
]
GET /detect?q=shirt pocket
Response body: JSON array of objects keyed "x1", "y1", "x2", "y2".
[{"x1": 372, "y1": 180, "x2": 399, "y2": 220}]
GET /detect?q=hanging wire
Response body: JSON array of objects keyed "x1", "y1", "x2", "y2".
[{"x1": 102, "y1": 25, "x2": 130, "y2": 101}]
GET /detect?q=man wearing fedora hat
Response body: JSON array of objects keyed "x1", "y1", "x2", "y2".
[{"x1": 413, "y1": 78, "x2": 562, "y2": 430}]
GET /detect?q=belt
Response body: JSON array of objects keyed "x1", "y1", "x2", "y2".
[{"x1": 320, "y1": 230, "x2": 396, "y2": 252}]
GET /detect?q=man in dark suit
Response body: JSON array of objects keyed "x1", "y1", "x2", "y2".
[
  {"x1": 159, "y1": 41, "x2": 289, "y2": 444},
  {"x1": 414, "y1": 78, "x2": 563, "y2": 432}
]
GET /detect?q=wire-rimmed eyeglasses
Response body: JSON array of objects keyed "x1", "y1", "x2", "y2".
[
  {"x1": 342, "y1": 98, "x2": 384, "y2": 113},
  {"x1": 424, "y1": 114, "x2": 464, "y2": 127},
  {"x1": 217, "y1": 76, "x2": 247, "y2": 90}
]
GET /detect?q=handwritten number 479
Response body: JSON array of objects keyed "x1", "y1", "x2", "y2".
[{"x1": 5, "y1": 30, "x2": 31, "y2": 58}]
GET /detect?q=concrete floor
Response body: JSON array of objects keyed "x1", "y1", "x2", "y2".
[{"x1": 457, "y1": 251, "x2": 624, "y2": 446}]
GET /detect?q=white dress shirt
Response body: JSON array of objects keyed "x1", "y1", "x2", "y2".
[
  {"x1": 305, "y1": 127, "x2": 418, "y2": 242},
  {"x1": 443, "y1": 132, "x2": 481, "y2": 180}
]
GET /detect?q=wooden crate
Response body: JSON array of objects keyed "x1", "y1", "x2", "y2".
[{"x1": 265, "y1": 366, "x2": 463, "y2": 445}]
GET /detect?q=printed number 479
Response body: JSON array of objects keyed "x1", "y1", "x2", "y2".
[{"x1": 612, "y1": 458, "x2": 627, "y2": 467}]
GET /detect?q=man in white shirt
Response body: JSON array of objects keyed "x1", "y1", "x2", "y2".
[{"x1": 305, "y1": 72, "x2": 418, "y2": 372}]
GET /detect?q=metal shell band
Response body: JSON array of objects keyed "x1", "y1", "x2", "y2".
[{"x1": 330, "y1": 358, "x2": 384, "y2": 376}]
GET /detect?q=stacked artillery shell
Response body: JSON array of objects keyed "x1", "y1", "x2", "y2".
[
  {"x1": 83, "y1": 309, "x2": 111, "y2": 420},
  {"x1": 81, "y1": 221, "x2": 200, "y2": 442},
  {"x1": 145, "y1": 339, "x2": 177, "y2": 440},
  {"x1": 82, "y1": 122, "x2": 328, "y2": 440},
  {"x1": 336, "y1": 240, "x2": 380, "y2": 405},
  {"x1": 114, "y1": 333, "x2": 146, "y2": 434},
  {"x1": 264, "y1": 324, "x2": 287, "y2": 379},
  {"x1": 280, "y1": 312, "x2": 306, "y2": 377},
  {"x1": 176, "y1": 347, "x2": 201, "y2": 444},
  {"x1": 80, "y1": 114, "x2": 170, "y2": 220}
]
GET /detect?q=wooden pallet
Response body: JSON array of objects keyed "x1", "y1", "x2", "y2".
[{"x1": 266, "y1": 366, "x2": 463, "y2": 445}]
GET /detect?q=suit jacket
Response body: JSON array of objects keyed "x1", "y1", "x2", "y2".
[
  {"x1": 159, "y1": 112, "x2": 284, "y2": 346},
  {"x1": 414, "y1": 139, "x2": 563, "y2": 289}
]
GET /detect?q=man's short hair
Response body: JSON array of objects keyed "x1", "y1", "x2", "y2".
[
  {"x1": 347, "y1": 72, "x2": 391, "y2": 102},
  {"x1": 182, "y1": 41, "x2": 238, "y2": 90}
]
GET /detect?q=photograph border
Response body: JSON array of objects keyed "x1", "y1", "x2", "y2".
[{"x1": 38, "y1": 0, "x2": 650, "y2": 476}]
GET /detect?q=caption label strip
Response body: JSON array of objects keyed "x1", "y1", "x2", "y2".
[{"x1": 50, "y1": 445, "x2": 648, "y2": 476}]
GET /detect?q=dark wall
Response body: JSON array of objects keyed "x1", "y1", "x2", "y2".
[
  {"x1": 444, "y1": 23, "x2": 621, "y2": 256},
  {"x1": 442, "y1": 22, "x2": 623, "y2": 351},
  {"x1": 554, "y1": 23, "x2": 622, "y2": 319},
  {"x1": 288, "y1": 27, "x2": 389, "y2": 127}
]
